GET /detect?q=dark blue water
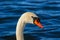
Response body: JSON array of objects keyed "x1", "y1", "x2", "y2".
[{"x1": 0, "y1": 0, "x2": 60, "y2": 40}]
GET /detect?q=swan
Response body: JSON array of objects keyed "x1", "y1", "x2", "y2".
[{"x1": 16, "y1": 12, "x2": 43, "y2": 40}]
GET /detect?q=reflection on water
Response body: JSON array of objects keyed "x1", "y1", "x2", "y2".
[{"x1": 0, "y1": 0, "x2": 60, "y2": 40}]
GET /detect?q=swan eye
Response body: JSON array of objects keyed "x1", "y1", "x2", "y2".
[{"x1": 31, "y1": 16, "x2": 40, "y2": 23}]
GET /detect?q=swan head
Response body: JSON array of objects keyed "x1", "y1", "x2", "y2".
[{"x1": 21, "y1": 12, "x2": 43, "y2": 28}]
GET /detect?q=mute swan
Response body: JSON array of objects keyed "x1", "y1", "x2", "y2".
[{"x1": 16, "y1": 12, "x2": 43, "y2": 40}]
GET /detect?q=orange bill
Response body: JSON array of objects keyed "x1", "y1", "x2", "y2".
[{"x1": 34, "y1": 19, "x2": 43, "y2": 28}]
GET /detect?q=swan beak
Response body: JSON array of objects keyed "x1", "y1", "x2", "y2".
[{"x1": 34, "y1": 19, "x2": 43, "y2": 28}]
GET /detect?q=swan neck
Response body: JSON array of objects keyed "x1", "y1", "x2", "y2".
[{"x1": 16, "y1": 19, "x2": 25, "y2": 40}]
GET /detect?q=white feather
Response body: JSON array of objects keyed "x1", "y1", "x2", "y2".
[{"x1": 16, "y1": 12, "x2": 38, "y2": 40}]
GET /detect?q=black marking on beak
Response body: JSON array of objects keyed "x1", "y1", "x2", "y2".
[{"x1": 31, "y1": 16, "x2": 40, "y2": 23}]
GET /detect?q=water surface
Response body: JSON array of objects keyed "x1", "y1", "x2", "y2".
[{"x1": 0, "y1": 0, "x2": 60, "y2": 40}]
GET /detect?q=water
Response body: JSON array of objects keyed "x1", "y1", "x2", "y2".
[{"x1": 0, "y1": 0, "x2": 60, "y2": 40}]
